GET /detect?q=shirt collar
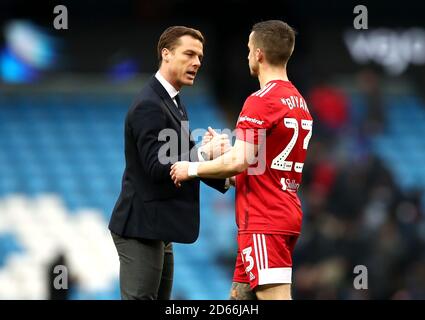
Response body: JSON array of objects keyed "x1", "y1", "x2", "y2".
[{"x1": 155, "y1": 71, "x2": 179, "y2": 99}]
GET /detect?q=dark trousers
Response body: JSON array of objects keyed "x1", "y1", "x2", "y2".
[{"x1": 111, "y1": 232, "x2": 174, "y2": 300}]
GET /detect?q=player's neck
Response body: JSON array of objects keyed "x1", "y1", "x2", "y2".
[{"x1": 258, "y1": 66, "x2": 289, "y2": 89}]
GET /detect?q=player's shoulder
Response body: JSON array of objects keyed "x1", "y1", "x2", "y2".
[
  {"x1": 244, "y1": 82, "x2": 278, "y2": 108},
  {"x1": 249, "y1": 80, "x2": 298, "y2": 101},
  {"x1": 245, "y1": 81, "x2": 293, "y2": 112},
  {"x1": 249, "y1": 81, "x2": 281, "y2": 98}
]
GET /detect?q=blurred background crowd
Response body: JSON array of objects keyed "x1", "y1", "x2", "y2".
[{"x1": 0, "y1": 0, "x2": 424, "y2": 299}]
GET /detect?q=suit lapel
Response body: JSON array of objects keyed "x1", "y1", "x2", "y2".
[
  {"x1": 148, "y1": 76, "x2": 192, "y2": 144},
  {"x1": 149, "y1": 76, "x2": 184, "y2": 122}
]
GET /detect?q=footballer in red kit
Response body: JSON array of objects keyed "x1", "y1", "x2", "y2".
[
  {"x1": 233, "y1": 79, "x2": 312, "y2": 289},
  {"x1": 171, "y1": 20, "x2": 312, "y2": 299},
  {"x1": 235, "y1": 80, "x2": 312, "y2": 234}
]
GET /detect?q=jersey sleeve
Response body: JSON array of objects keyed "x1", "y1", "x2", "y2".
[{"x1": 236, "y1": 95, "x2": 287, "y2": 145}]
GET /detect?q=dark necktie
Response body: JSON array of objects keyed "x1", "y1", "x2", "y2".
[{"x1": 174, "y1": 94, "x2": 185, "y2": 118}]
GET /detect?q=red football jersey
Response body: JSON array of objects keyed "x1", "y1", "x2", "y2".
[{"x1": 235, "y1": 80, "x2": 313, "y2": 235}]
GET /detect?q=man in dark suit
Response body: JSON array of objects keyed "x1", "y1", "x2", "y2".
[{"x1": 109, "y1": 26, "x2": 230, "y2": 300}]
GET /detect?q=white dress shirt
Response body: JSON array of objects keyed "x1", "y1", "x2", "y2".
[{"x1": 155, "y1": 71, "x2": 180, "y2": 109}]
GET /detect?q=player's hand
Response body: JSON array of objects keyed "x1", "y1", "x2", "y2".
[
  {"x1": 201, "y1": 128, "x2": 214, "y2": 146},
  {"x1": 170, "y1": 161, "x2": 190, "y2": 187},
  {"x1": 201, "y1": 127, "x2": 231, "y2": 160}
]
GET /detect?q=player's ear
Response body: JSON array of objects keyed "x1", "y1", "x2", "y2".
[{"x1": 256, "y1": 48, "x2": 263, "y2": 62}]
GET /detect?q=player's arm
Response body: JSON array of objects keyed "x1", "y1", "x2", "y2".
[
  {"x1": 170, "y1": 139, "x2": 258, "y2": 185},
  {"x1": 198, "y1": 139, "x2": 258, "y2": 178}
]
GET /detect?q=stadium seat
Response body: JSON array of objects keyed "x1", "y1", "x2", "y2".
[{"x1": 0, "y1": 91, "x2": 236, "y2": 299}]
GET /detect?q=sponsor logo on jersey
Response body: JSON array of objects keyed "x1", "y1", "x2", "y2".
[
  {"x1": 280, "y1": 178, "x2": 300, "y2": 192},
  {"x1": 238, "y1": 115, "x2": 264, "y2": 125}
]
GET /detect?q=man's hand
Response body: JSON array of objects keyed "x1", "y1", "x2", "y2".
[
  {"x1": 201, "y1": 127, "x2": 213, "y2": 146},
  {"x1": 200, "y1": 127, "x2": 231, "y2": 160},
  {"x1": 170, "y1": 161, "x2": 190, "y2": 187}
]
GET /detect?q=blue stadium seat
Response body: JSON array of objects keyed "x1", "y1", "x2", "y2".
[
  {"x1": 371, "y1": 94, "x2": 425, "y2": 199},
  {"x1": 0, "y1": 91, "x2": 236, "y2": 299}
]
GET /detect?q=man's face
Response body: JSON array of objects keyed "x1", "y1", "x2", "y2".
[
  {"x1": 165, "y1": 35, "x2": 203, "y2": 89},
  {"x1": 248, "y1": 32, "x2": 259, "y2": 77}
]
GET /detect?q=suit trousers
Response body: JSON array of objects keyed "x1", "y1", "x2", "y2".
[{"x1": 111, "y1": 232, "x2": 174, "y2": 300}]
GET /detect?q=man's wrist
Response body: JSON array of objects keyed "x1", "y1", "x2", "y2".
[{"x1": 188, "y1": 162, "x2": 200, "y2": 178}]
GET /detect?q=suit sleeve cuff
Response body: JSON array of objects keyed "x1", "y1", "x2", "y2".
[{"x1": 197, "y1": 146, "x2": 207, "y2": 162}]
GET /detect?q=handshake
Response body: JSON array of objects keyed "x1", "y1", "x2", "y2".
[
  {"x1": 170, "y1": 127, "x2": 231, "y2": 187},
  {"x1": 198, "y1": 126, "x2": 231, "y2": 161}
]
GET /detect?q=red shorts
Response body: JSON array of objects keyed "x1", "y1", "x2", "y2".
[{"x1": 232, "y1": 233, "x2": 299, "y2": 289}]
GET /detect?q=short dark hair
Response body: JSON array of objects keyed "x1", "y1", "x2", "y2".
[
  {"x1": 157, "y1": 26, "x2": 205, "y2": 66},
  {"x1": 251, "y1": 20, "x2": 296, "y2": 66}
]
